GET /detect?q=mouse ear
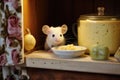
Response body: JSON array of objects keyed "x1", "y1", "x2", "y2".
[
  {"x1": 42, "y1": 25, "x2": 50, "y2": 35},
  {"x1": 61, "y1": 24, "x2": 68, "y2": 34}
]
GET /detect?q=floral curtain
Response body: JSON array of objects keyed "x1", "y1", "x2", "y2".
[
  {"x1": 2, "y1": 66, "x2": 29, "y2": 80},
  {"x1": 0, "y1": 0, "x2": 23, "y2": 66},
  {"x1": 0, "y1": 0, "x2": 27, "y2": 80}
]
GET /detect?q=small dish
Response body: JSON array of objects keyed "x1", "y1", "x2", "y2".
[{"x1": 51, "y1": 45, "x2": 87, "y2": 58}]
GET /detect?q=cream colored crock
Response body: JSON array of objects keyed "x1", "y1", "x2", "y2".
[{"x1": 77, "y1": 8, "x2": 120, "y2": 54}]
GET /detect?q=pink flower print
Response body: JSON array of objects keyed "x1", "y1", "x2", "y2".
[
  {"x1": 3, "y1": 0, "x2": 9, "y2": 2},
  {"x1": 12, "y1": 49, "x2": 20, "y2": 65},
  {"x1": 5, "y1": 37, "x2": 21, "y2": 65},
  {"x1": 4, "y1": 0, "x2": 18, "y2": 9},
  {"x1": 0, "y1": 53, "x2": 7, "y2": 66},
  {"x1": 7, "y1": 15, "x2": 22, "y2": 40}
]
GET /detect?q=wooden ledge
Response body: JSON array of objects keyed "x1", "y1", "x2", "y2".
[{"x1": 25, "y1": 50, "x2": 120, "y2": 75}]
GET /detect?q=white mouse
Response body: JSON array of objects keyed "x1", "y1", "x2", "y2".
[{"x1": 42, "y1": 24, "x2": 68, "y2": 50}]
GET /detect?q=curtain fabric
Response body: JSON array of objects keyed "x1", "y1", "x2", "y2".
[
  {"x1": 0, "y1": 0, "x2": 26, "y2": 79},
  {"x1": 0, "y1": 0, "x2": 24, "y2": 66}
]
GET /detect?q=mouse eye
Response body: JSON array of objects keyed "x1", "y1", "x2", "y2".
[
  {"x1": 52, "y1": 34, "x2": 55, "y2": 37},
  {"x1": 60, "y1": 34, "x2": 62, "y2": 37}
]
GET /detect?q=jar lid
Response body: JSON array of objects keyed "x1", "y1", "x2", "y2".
[{"x1": 79, "y1": 7, "x2": 120, "y2": 20}]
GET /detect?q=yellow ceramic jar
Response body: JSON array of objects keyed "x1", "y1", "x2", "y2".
[{"x1": 78, "y1": 15, "x2": 120, "y2": 54}]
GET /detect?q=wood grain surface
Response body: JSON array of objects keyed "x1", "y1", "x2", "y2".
[{"x1": 27, "y1": 68, "x2": 120, "y2": 80}]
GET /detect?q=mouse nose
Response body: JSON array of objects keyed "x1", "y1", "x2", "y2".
[{"x1": 55, "y1": 39, "x2": 60, "y2": 42}]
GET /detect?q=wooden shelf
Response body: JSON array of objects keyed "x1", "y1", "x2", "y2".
[{"x1": 25, "y1": 50, "x2": 120, "y2": 75}]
